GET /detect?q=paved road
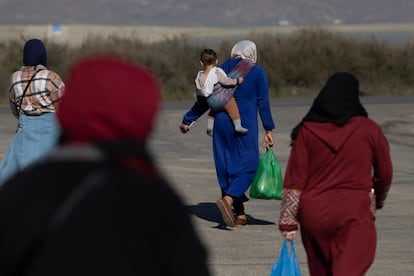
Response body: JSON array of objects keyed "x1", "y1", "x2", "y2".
[{"x1": 1, "y1": 96, "x2": 413, "y2": 275}]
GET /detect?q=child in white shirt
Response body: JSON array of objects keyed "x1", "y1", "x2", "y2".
[{"x1": 186, "y1": 48, "x2": 247, "y2": 136}]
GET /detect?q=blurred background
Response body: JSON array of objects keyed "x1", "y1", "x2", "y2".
[{"x1": 0, "y1": 0, "x2": 413, "y2": 101}]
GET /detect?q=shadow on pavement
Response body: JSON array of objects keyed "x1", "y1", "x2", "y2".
[{"x1": 187, "y1": 202, "x2": 275, "y2": 229}]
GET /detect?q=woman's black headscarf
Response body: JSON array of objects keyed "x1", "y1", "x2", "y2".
[
  {"x1": 23, "y1": 39, "x2": 47, "y2": 66},
  {"x1": 291, "y1": 72, "x2": 368, "y2": 141}
]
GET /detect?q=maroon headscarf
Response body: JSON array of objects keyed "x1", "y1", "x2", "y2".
[
  {"x1": 58, "y1": 56, "x2": 160, "y2": 144},
  {"x1": 58, "y1": 56, "x2": 161, "y2": 174}
]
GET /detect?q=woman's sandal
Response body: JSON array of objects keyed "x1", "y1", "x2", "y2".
[
  {"x1": 235, "y1": 215, "x2": 248, "y2": 226},
  {"x1": 216, "y1": 198, "x2": 236, "y2": 227}
]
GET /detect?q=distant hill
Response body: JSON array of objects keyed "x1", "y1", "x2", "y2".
[{"x1": 1, "y1": 0, "x2": 414, "y2": 26}]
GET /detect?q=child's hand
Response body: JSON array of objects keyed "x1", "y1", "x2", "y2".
[
  {"x1": 179, "y1": 124, "x2": 190, "y2": 133},
  {"x1": 238, "y1": 77, "x2": 244, "y2": 84}
]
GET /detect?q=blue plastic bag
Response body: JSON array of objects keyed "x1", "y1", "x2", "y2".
[{"x1": 270, "y1": 240, "x2": 301, "y2": 276}]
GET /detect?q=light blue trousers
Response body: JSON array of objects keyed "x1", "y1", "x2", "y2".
[{"x1": 0, "y1": 113, "x2": 60, "y2": 186}]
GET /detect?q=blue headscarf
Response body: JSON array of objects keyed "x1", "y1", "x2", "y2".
[{"x1": 23, "y1": 39, "x2": 47, "y2": 66}]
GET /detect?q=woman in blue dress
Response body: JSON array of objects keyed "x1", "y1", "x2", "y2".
[{"x1": 180, "y1": 40, "x2": 275, "y2": 227}]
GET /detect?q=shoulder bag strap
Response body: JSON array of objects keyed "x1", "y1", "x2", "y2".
[{"x1": 16, "y1": 69, "x2": 41, "y2": 116}]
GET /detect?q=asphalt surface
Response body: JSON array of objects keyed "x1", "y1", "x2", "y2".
[{"x1": 1, "y1": 96, "x2": 413, "y2": 276}]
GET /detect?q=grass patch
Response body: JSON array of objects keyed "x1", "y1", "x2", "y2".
[{"x1": 0, "y1": 26, "x2": 413, "y2": 104}]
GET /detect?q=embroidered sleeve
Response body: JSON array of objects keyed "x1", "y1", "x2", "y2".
[{"x1": 279, "y1": 188, "x2": 301, "y2": 231}]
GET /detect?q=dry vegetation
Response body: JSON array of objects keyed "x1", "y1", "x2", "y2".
[{"x1": 0, "y1": 24, "x2": 413, "y2": 103}]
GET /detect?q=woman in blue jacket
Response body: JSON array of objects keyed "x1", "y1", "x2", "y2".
[{"x1": 180, "y1": 40, "x2": 275, "y2": 227}]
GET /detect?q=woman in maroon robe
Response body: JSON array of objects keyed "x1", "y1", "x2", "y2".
[{"x1": 278, "y1": 72, "x2": 393, "y2": 276}]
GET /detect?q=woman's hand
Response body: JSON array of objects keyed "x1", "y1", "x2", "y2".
[
  {"x1": 262, "y1": 130, "x2": 274, "y2": 148},
  {"x1": 282, "y1": 231, "x2": 297, "y2": 241},
  {"x1": 179, "y1": 124, "x2": 190, "y2": 134}
]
